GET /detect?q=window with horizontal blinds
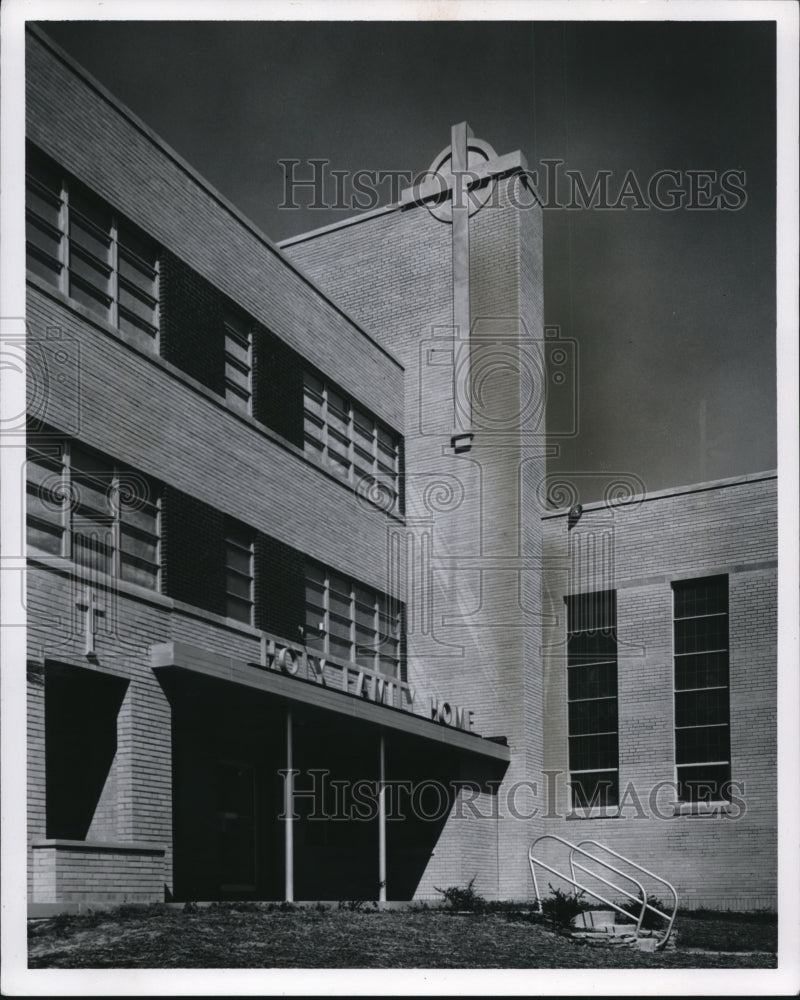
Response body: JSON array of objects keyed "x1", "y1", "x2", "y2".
[
  {"x1": 225, "y1": 521, "x2": 254, "y2": 624},
  {"x1": 26, "y1": 438, "x2": 160, "y2": 592},
  {"x1": 566, "y1": 590, "x2": 618, "y2": 809},
  {"x1": 26, "y1": 148, "x2": 159, "y2": 350},
  {"x1": 302, "y1": 372, "x2": 402, "y2": 514},
  {"x1": 304, "y1": 560, "x2": 404, "y2": 679},
  {"x1": 223, "y1": 308, "x2": 253, "y2": 413},
  {"x1": 673, "y1": 575, "x2": 731, "y2": 802}
]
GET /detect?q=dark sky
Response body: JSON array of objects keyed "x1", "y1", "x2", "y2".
[{"x1": 38, "y1": 19, "x2": 777, "y2": 500}]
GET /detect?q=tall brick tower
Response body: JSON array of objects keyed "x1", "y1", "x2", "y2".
[{"x1": 282, "y1": 124, "x2": 548, "y2": 898}]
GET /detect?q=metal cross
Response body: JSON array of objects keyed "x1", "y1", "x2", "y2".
[
  {"x1": 450, "y1": 122, "x2": 474, "y2": 443},
  {"x1": 77, "y1": 587, "x2": 104, "y2": 657}
]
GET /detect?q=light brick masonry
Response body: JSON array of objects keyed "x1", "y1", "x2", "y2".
[{"x1": 24, "y1": 26, "x2": 777, "y2": 913}]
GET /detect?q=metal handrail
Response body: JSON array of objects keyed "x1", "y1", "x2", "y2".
[
  {"x1": 571, "y1": 839, "x2": 679, "y2": 948},
  {"x1": 528, "y1": 834, "x2": 649, "y2": 940}
]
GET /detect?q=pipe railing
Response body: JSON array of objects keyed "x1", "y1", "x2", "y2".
[
  {"x1": 528, "y1": 834, "x2": 679, "y2": 949},
  {"x1": 572, "y1": 839, "x2": 678, "y2": 948},
  {"x1": 529, "y1": 834, "x2": 649, "y2": 940}
]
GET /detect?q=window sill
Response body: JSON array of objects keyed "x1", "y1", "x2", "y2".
[
  {"x1": 27, "y1": 551, "x2": 172, "y2": 610},
  {"x1": 171, "y1": 598, "x2": 261, "y2": 639},
  {"x1": 566, "y1": 807, "x2": 620, "y2": 821},
  {"x1": 670, "y1": 801, "x2": 734, "y2": 817},
  {"x1": 27, "y1": 273, "x2": 406, "y2": 524},
  {"x1": 27, "y1": 552, "x2": 266, "y2": 640}
]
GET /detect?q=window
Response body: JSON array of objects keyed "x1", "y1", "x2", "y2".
[
  {"x1": 223, "y1": 308, "x2": 253, "y2": 413},
  {"x1": 566, "y1": 590, "x2": 618, "y2": 809},
  {"x1": 225, "y1": 522, "x2": 254, "y2": 624},
  {"x1": 26, "y1": 440, "x2": 160, "y2": 591},
  {"x1": 26, "y1": 149, "x2": 159, "y2": 350},
  {"x1": 304, "y1": 562, "x2": 403, "y2": 678},
  {"x1": 303, "y1": 373, "x2": 401, "y2": 513},
  {"x1": 673, "y1": 575, "x2": 730, "y2": 802}
]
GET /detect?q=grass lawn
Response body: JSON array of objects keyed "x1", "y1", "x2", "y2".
[{"x1": 28, "y1": 903, "x2": 777, "y2": 969}]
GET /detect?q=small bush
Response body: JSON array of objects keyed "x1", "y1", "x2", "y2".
[
  {"x1": 620, "y1": 895, "x2": 669, "y2": 930},
  {"x1": 264, "y1": 901, "x2": 298, "y2": 913},
  {"x1": 539, "y1": 885, "x2": 590, "y2": 931},
  {"x1": 434, "y1": 877, "x2": 486, "y2": 914},
  {"x1": 209, "y1": 900, "x2": 261, "y2": 914},
  {"x1": 337, "y1": 899, "x2": 376, "y2": 912}
]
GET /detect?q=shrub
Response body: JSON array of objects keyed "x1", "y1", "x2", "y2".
[
  {"x1": 434, "y1": 877, "x2": 486, "y2": 913},
  {"x1": 539, "y1": 885, "x2": 590, "y2": 931},
  {"x1": 620, "y1": 895, "x2": 669, "y2": 930}
]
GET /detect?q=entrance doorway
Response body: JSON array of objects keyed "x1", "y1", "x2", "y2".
[
  {"x1": 217, "y1": 760, "x2": 257, "y2": 895},
  {"x1": 167, "y1": 673, "x2": 284, "y2": 901}
]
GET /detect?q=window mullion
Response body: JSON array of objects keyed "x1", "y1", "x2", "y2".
[
  {"x1": 110, "y1": 216, "x2": 119, "y2": 328},
  {"x1": 248, "y1": 537, "x2": 254, "y2": 623},
  {"x1": 153, "y1": 253, "x2": 161, "y2": 353},
  {"x1": 155, "y1": 487, "x2": 162, "y2": 593},
  {"x1": 61, "y1": 442, "x2": 70, "y2": 558},
  {"x1": 321, "y1": 385, "x2": 330, "y2": 465},
  {"x1": 111, "y1": 470, "x2": 121, "y2": 580},
  {"x1": 373, "y1": 594, "x2": 379, "y2": 673},
  {"x1": 349, "y1": 580, "x2": 355, "y2": 663},
  {"x1": 347, "y1": 401, "x2": 354, "y2": 485},
  {"x1": 61, "y1": 178, "x2": 70, "y2": 297},
  {"x1": 323, "y1": 570, "x2": 330, "y2": 659}
]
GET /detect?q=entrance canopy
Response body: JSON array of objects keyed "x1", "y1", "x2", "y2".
[
  {"x1": 152, "y1": 640, "x2": 509, "y2": 902},
  {"x1": 151, "y1": 640, "x2": 510, "y2": 764}
]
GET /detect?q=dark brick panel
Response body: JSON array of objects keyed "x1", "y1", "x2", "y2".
[
  {"x1": 254, "y1": 532, "x2": 305, "y2": 642},
  {"x1": 160, "y1": 250, "x2": 226, "y2": 396},
  {"x1": 162, "y1": 485, "x2": 226, "y2": 616},
  {"x1": 253, "y1": 324, "x2": 305, "y2": 448}
]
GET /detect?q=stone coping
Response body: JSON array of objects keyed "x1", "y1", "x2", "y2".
[{"x1": 31, "y1": 839, "x2": 166, "y2": 855}]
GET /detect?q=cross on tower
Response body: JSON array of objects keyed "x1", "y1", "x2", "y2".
[{"x1": 403, "y1": 123, "x2": 527, "y2": 451}]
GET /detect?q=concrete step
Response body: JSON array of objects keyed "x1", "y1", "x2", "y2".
[{"x1": 570, "y1": 909, "x2": 616, "y2": 929}]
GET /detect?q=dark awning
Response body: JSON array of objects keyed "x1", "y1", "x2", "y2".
[{"x1": 151, "y1": 640, "x2": 510, "y2": 764}]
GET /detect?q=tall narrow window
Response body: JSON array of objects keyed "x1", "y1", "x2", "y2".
[
  {"x1": 223, "y1": 308, "x2": 252, "y2": 413},
  {"x1": 68, "y1": 185, "x2": 114, "y2": 319},
  {"x1": 25, "y1": 444, "x2": 66, "y2": 556},
  {"x1": 26, "y1": 148, "x2": 159, "y2": 350},
  {"x1": 566, "y1": 590, "x2": 619, "y2": 809},
  {"x1": 25, "y1": 154, "x2": 64, "y2": 287},
  {"x1": 225, "y1": 522, "x2": 254, "y2": 624},
  {"x1": 302, "y1": 372, "x2": 401, "y2": 513},
  {"x1": 117, "y1": 474, "x2": 160, "y2": 591},
  {"x1": 304, "y1": 561, "x2": 404, "y2": 678},
  {"x1": 673, "y1": 575, "x2": 730, "y2": 802},
  {"x1": 70, "y1": 445, "x2": 115, "y2": 578},
  {"x1": 117, "y1": 223, "x2": 159, "y2": 345},
  {"x1": 26, "y1": 438, "x2": 160, "y2": 592}
]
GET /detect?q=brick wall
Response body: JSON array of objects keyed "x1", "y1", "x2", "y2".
[
  {"x1": 27, "y1": 286, "x2": 401, "y2": 600},
  {"x1": 31, "y1": 841, "x2": 166, "y2": 904},
  {"x1": 540, "y1": 475, "x2": 777, "y2": 910},
  {"x1": 284, "y1": 174, "x2": 547, "y2": 900}
]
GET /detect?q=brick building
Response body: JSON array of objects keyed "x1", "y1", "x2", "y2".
[{"x1": 24, "y1": 26, "x2": 777, "y2": 912}]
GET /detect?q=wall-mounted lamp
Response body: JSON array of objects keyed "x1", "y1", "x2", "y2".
[{"x1": 568, "y1": 503, "x2": 583, "y2": 528}]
